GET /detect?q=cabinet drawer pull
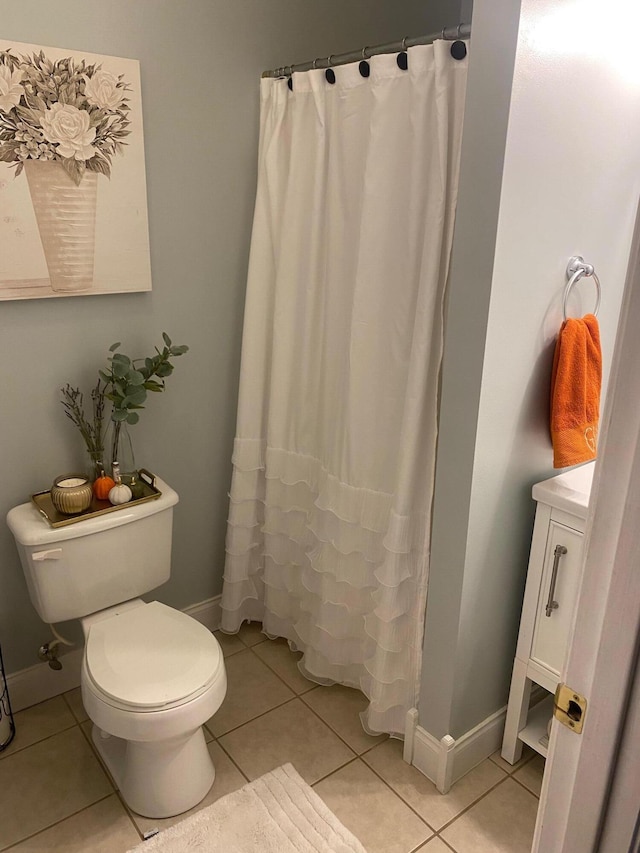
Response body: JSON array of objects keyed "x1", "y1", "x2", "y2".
[{"x1": 545, "y1": 544, "x2": 567, "y2": 616}]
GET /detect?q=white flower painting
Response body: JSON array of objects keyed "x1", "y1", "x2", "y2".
[
  {"x1": 0, "y1": 64, "x2": 23, "y2": 111},
  {"x1": 40, "y1": 103, "x2": 98, "y2": 161},
  {"x1": 0, "y1": 40, "x2": 151, "y2": 300}
]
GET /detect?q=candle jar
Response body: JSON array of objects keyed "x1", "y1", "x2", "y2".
[{"x1": 50, "y1": 474, "x2": 93, "y2": 515}]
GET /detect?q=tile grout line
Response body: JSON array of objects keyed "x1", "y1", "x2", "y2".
[
  {"x1": 431, "y1": 769, "x2": 541, "y2": 853},
  {"x1": 313, "y1": 754, "x2": 435, "y2": 850},
  {"x1": 61, "y1": 689, "x2": 84, "y2": 723},
  {"x1": 245, "y1": 636, "x2": 308, "y2": 687},
  {"x1": 214, "y1": 737, "x2": 252, "y2": 784},
  {"x1": 406, "y1": 833, "x2": 438, "y2": 853},
  {"x1": 412, "y1": 827, "x2": 464, "y2": 853},
  {"x1": 235, "y1": 624, "x2": 267, "y2": 650},
  {"x1": 250, "y1": 643, "x2": 319, "y2": 698},
  {"x1": 296, "y1": 691, "x2": 371, "y2": 754},
  {"x1": 488, "y1": 748, "x2": 538, "y2": 775},
  {"x1": 0, "y1": 719, "x2": 78, "y2": 762},
  {"x1": 2, "y1": 790, "x2": 116, "y2": 851},
  {"x1": 359, "y1": 753, "x2": 439, "y2": 834},
  {"x1": 244, "y1": 638, "x2": 391, "y2": 758},
  {"x1": 432, "y1": 834, "x2": 459, "y2": 852},
  {"x1": 321, "y1": 755, "x2": 437, "y2": 849},
  {"x1": 310, "y1": 754, "x2": 361, "y2": 787},
  {"x1": 212, "y1": 691, "x2": 299, "y2": 739},
  {"x1": 77, "y1": 715, "x2": 121, "y2": 795},
  {"x1": 434, "y1": 772, "x2": 515, "y2": 837},
  {"x1": 413, "y1": 752, "x2": 542, "y2": 843},
  {"x1": 214, "y1": 690, "x2": 359, "y2": 785},
  {"x1": 115, "y1": 791, "x2": 147, "y2": 841},
  {"x1": 509, "y1": 772, "x2": 541, "y2": 801}
]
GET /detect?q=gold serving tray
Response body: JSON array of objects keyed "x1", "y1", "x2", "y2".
[{"x1": 31, "y1": 469, "x2": 162, "y2": 528}]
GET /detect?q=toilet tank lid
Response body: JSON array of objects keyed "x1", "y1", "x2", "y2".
[{"x1": 6, "y1": 477, "x2": 179, "y2": 547}]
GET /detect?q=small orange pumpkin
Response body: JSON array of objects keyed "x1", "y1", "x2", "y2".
[{"x1": 93, "y1": 472, "x2": 116, "y2": 500}]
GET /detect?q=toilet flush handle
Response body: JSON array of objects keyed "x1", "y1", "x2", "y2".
[{"x1": 32, "y1": 548, "x2": 63, "y2": 561}]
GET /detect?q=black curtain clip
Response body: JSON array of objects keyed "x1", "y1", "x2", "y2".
[
  {"x1": 397, "y1": 36, "x2": 408, "y2": 71},
  {"x1": 325, "y1": 55, "x2": 336, "y2": 84},
  {"x1": 450, "y1": 40, "x2": 467, "y2": 60},
  {"x1": 359, "y1": 47, "x2": 370, "y2": 78}
]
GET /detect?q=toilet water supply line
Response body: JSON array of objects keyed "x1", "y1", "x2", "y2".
[{"x1": 39, "y1": 623, "x2": 74, "y2": 670}]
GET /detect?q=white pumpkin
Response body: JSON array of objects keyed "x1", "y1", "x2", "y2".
[{"x1": 108, "y1": 482, "x2": 132, "y2": 505}]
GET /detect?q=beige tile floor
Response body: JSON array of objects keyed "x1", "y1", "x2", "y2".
[{"x1": 0, "y1": 626, "x2": 543, "y2": 852}]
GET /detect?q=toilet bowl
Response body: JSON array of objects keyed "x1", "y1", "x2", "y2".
[
  {"x1": 6, "y1": 477, "x2": 228, "y2": 819},
  {"x1": 80, "y1": 599, "x2": 227, "y2": 818}
]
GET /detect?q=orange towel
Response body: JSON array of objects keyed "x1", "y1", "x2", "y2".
[{"x1": 550, "y1": 313, "x2": 602, "y2": 468}]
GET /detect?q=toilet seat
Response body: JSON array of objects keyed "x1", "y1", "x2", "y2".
[{"x1": 85, "y1": 601, "x2": 223, "y2": 711}]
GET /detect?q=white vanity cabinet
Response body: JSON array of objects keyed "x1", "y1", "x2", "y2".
[{"x1": 501, "y1": 462, "x2": 595, "y2": 764}]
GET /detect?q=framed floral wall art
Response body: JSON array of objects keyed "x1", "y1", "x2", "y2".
[{"x1": 0, "y1": 40, "x2": 151, "y2": 300}]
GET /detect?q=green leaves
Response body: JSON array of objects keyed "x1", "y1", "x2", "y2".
[
  {"x1": 155, "y1": 361, "x2": 173, "y2": 378},
  {"x1": 101, "y1": 333, "x2": 189, "y2": 429}
]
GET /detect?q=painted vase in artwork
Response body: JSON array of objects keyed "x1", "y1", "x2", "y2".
[{"x1": 24, "y1": 161, "x2": 98, "y2": 293}]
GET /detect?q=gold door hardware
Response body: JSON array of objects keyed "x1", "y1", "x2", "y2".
[{"x1": 554, "y1": 683, "x2": 587, "y2": 733}]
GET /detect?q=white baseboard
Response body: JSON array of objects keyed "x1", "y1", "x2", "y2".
[
  {"x1": 7, "y1": 648, "x2": 85, "y2": 714},
  {"x1": 182, "y1": 595, "x2": 222, "y2": 632},
  {"x1": 408, "y1": 705, "x2": 507, "y2": 794},
  {"x1": 6, "y1": 595, "x2": 222, "y2": 713},
  {"x1": 403, "y1": 708, "x2": 419, "y2": 763}
]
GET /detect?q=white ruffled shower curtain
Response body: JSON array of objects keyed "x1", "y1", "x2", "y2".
[{"x1": 221, "y1": 41, "x2": 468, "y2": 736}]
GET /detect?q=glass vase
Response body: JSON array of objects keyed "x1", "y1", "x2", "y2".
[
  {"x1": 86, "y1": 449, "x2": 104, "y2": 483},
  {"x1": 104, "y1": 420, "x2": 138, "y2": 490}
]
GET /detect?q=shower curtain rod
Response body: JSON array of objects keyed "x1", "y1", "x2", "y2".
[{"x1": 262, "y1": 22, "x2": 471, "y2": 79}]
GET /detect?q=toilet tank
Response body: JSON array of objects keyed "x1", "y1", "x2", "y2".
[{"x1": 6, "y1": 478, "x2": 179, "y2": 624}]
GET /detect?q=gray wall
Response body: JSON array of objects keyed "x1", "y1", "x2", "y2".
[
  {"x1": 0, "y1": 0, "x2": 464, "y2": 674},
  {"x1": 421, "y1": 0, "x2": 640, "y2": 740},
  {"x1": 419, "y1": 0, "x2": 522, "y2": 740}
]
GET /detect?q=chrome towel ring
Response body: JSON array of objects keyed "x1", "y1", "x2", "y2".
[{"x1": 563, "y1": 256, "x2": 601, "y2": 321}]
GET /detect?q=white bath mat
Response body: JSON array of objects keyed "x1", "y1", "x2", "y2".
[{"x1": 127, "y1": 763, "x2": 367, "y2": 853}]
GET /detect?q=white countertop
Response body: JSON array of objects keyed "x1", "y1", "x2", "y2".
[{"x1": 532, "y1": 461, "x2": 595, "y2": 519}]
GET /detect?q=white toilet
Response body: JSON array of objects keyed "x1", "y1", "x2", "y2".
[{"x1": 6, "y1": 478, "x2": 227, "y2": 819}]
